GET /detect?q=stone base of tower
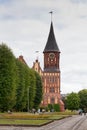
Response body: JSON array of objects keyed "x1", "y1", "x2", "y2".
[
  {"x1": 59, "y1": 99, "x2": 65, "y2": 112},
  {"x1": 41, "y1": 99, "x2": 65, "y2": 112}
]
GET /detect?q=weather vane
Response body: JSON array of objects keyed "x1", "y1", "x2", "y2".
[{"x1": 49, "y1": 11, "x2": 53, "y2": 21}]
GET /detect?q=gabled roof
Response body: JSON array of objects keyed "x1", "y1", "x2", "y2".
[{"x1": 43, "y1": 22, "x2": 60, "y2": 53}]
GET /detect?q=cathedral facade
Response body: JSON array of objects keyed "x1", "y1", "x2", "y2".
[{"x1": 33, "y1": 21, "x2": 64, "y2": 111}]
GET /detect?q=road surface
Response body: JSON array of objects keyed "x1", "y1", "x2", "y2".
[{"x1": 0, "y1": 115, "x2": 87, "y2": 130}]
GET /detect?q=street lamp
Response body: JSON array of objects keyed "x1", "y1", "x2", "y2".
[{"x1": 27, "y1": 87, "x2": 29, "y2": 112}]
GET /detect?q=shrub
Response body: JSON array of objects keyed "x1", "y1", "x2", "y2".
[{"x1": 53, "y1": 104, "x2": 60, "y2": 112}]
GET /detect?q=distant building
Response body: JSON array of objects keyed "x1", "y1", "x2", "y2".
[
  {"x1": 33, "y1": 21, "x2": 64, "y2": 111},
  {"x1": 18, "y1": 55, "x2": 27, "y2": 65}
]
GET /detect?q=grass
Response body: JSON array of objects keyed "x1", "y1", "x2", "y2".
[
  {"x1": 0, "y1": 111, "x2": 76, "y2": 126},
  {"x1": 0, "y1": 119, "x2": 51, "y2": 125}
]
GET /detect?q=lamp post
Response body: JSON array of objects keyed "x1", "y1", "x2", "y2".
[{"x1": 27, "y1": 87, "x2": 29, "y2": 112}]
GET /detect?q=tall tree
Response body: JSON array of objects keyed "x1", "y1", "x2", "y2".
[
  {"x1": 0, "y1": 43, "x2": 43, "y2": 112},
  {"x1": 78, "y1": 89, "x2": 87, "y2": 110},
  {"x1": 33, "y1": 71, "x2": 43, "y2": 110},
  {"x1": 21, "y1": 63, "x2": 31, "y2": 112},
  {"x1": 28, "y1": 69, "x2": 36, "y2": 110},
  {"x1": 66, "y1": 92, "x2": 80, "y2": 111},
  {"x1": 15, "y1": 59, "x2": 26, "y2": 111},
  {"x1": 0, "y1": 44, "x2": 17, "y2": 111}
]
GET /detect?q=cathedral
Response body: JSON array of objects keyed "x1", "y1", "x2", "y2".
[{"x1": 32, "y1": 21, "x2": 64, "y2": 111}]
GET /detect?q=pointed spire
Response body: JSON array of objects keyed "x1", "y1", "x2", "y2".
[{"x1": 44, "y1": 21, "x2": 60, "y2": 52}]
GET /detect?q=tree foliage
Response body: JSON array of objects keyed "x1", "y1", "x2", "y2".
[
  {"x1": 28, "y1": 69, "x2": 36, "y2": 110},
  {"x1": 53, "y1": 104, "x2": 60, "y2": 112},
  {"x1": 0, "y1": 43, "x2": 43, "y2": 112},
  {"x1": 15, "y1": 59, "x2": 27, "y2": 111},
  {"x1": 33, "y1": 71, "x2": 43, "y2": 110},
  {"x1": 48, "y1": 104, "x2": 53, "y2": 111},
  {"x1": 66, "y1": 92, "x2": 80, "y2": 111},
  {"x1": 0, "y1": 44, "x2": 17, "y2": 111},
  {"x1": 48, "y1": 104, "x2": 60, "y2": 112},
  {"x1": 78, "y1": 89, "x2": 87, "y2": 110}
]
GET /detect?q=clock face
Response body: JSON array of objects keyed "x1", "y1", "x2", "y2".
[{"x1": 49, "y1": 53, "x2": 55, "y2": 59}]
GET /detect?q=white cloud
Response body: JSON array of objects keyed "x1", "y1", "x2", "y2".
[
  {"x1": 0, "y1": 0, "x2": 87, "y2": 94},
  {"x1": 71, "y1": 0, "x2": 87, "y2": 4}
]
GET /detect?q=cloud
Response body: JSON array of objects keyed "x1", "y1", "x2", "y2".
[
  {"x1": 71, "y1": 0, "x2": 87, "y2": 4},
  {"x1": 0, "y1": 0, "x2": 87, "y2": 94},
  {"x1": 0, "y1": 0, "x2": 11, "y2": 4}
]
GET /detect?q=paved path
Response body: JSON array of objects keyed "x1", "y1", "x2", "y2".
[{"x1": 0, "y1": 115, "x2": 87, "y2": 130}]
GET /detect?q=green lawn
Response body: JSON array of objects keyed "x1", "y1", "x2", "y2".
[
  {"x1": 0, "y1": 119, "x2": 52, "y2": 125},
  {"x1": 0, "y1": 111, "x2": 76, "y2": 126}
]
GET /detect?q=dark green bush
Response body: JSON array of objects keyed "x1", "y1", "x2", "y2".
[{"x1": 53, "y1": 104, "x2": 60, "y2": 112}]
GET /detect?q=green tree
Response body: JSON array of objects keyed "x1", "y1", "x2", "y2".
[
  {"x1": 0, "y1": 43, "x2": 43, "y2": 112},
  {"x1": 0, "y1": 44, "x2": 17, "y2": 112},
  {"x1": 15, "y1": 60, "x2": 39, "y2": 112},
  {"x1": 78, "y1": 89, "x2": 87, "y2": 110},
  {"x1": 21, "y1": 65, "x2": 30, "y2": 111},
  {"x1": 48, "y1": 104, "x2": 54, "y2": 111},
  {"x1": 15, "y1": 61, "x2": 41, "y2": 112},
  {"x1": 66, "y1": 92, "x2": 80, "y2": 111},
  {"x1": 28, "y1": 69, "x2": 36, "y2": 110},
  {"x1": 15, "y1": 59, "x2": 26, "y2": 111},
  {"x1": 33, "y1": 71, "x2": 43, "y2": 110},
  {"x1": 53, "y1": 104, "x2": 60, "y2": 112}
]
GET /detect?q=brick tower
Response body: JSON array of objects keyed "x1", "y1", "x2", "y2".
[
  {"x1": 33, "y1": 19, "x2": 64, "y2": 111},
  {"x1": 41, "y1": 20, "x2": 64, "y2": 111}
]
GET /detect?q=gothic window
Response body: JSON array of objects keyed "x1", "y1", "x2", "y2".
[
  {"x1": 55, "y1": 77, "x2": 57, "y2": 82},
  {"x1": 49, "y1": 77, "x2": 54, "y2": 83},
  {"x1": 49, "y1": 87, "x2": 55, "y2": 93},
  {"x1": 51, "y1": 97, "x2": 55, "y2": 104}
]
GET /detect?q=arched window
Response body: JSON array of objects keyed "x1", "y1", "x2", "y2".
[
  {"x1": 49, "y1": 77, "x2": 55, "y2": 83},
  {"x1": 49, "y1": 87, "x2": 55, "y2": 93},
  {"x1": 51, "y1": 97, "x2": 55, "y2": 104}
]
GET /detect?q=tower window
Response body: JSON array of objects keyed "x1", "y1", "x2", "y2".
[
  {"x1": 49, "y1": 77, "x2": 54, "y2": 83},
  {"x1": 49, "y1": 87, "x2": 55, "y2": 93},
  {"x1": 51, "y1": 97, "x2": 55, "y2": 104}
]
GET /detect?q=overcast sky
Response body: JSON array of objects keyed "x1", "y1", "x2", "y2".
[{"x1": 0, "y1": 0, "x2": 87, "y2": 94}]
